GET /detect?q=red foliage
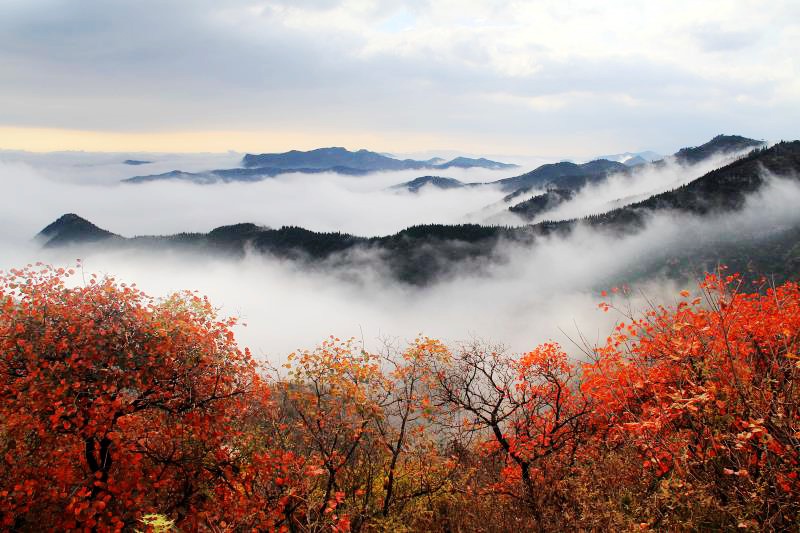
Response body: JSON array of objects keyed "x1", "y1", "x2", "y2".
[
  {"x1": 0, "y1": 265, "x2": 294, "y2": 531},
  {"x1": 1, "y1": 264, "x2": 798, "y2": 531},
  {"x1": 583, "y1": 274, "x2": 800, "y2": 528}
]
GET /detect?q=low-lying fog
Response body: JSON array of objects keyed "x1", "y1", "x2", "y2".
[
  {"x1": 1, "y1": 149, "x2": 794, "y2": 362},
  {"x1": 0, "y1": 150, "x2": 524, "y2": 238},
  {"x1": 488, "y1": 151, "x2": 748, "y2": 226}
]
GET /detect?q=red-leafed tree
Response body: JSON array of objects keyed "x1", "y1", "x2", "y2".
[
  {"x1": 583, "y1": 274, "x2": 800, "y2": 529},
  {"x1": 0, "y1": 264, "x2": 292, "y2": 531},
  {"x1": 430, "y1": 340, "x2": 593, "y2": 529}
]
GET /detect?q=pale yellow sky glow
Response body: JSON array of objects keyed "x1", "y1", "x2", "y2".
[
  {"x1": 0, "y1": 126, "x2": 443, "y2": 154},
  {"x1": 0, "y1": 126, "x2": 387, "y2": 154},
  {"x1": 0, "y1": 126, "x2": 588, "y2": 157}
]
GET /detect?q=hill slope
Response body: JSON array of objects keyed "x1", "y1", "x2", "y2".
[
  {"x1": 36, "y1": 213, "x2": 120, "y2": 247},
  {"x1": 674, "y1": 134, "x2": 765, "y2": 164},
  {"x1": 391, "y1": 176, "x2": 466, "y2": 193},
  {"x1": 493, "y1": 159, "x2": 627, "y2": 192},
  {"x1": 508, "y1": 189, "x2": 575, "y2": 221}
]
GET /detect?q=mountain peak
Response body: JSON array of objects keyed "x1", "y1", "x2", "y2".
[
  {"x1": 36, "y1": 213, "x2": 119, "y2": 247},
  {"x1": 392, "y1": 176, "x2": 465, "y2": 193},
  {"x1": 674, "y1": 134, "x2": 765, "y2": 164}
]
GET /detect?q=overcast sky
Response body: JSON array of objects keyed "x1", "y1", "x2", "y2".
[{"x1": 0, "y1": 0, "x2": 797, "y2": 157}]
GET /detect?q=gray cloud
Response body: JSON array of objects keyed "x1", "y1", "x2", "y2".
[
  {"x1": 0, "y1": 1, "x2": 796, "y2": 154},
  {"x1": 691, "y1": 26, "x2": 761, "y2": 52}
]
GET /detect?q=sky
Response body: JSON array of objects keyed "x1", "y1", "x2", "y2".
[{"x1": 0, "y1": 0, "x2": 797, "y2": 158}]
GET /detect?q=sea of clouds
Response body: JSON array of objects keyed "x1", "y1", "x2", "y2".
[{"x1": 1, "y1": 148, "x2": 795, "y2": 362}]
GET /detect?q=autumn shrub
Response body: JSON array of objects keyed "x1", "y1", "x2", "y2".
[
  {"x1": 583, "y1": 274, "x2": 800, "y2": 530},
  {"x1": 271, "y1": 337, "x2": 459, "y2": 532},
  {"x1": 0, "y1": 264, "x2": 292, "y2": 531},
  {"x1": 422, "y1": 275, "x2": 800, "y2": 531}
]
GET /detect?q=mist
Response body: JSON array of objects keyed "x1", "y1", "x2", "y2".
[
  {"x1": 1, "y1": 150, "x2": 797, "y2": 362},
  {"x1": 470, "y1": 152, "x2": 750, "y2": 227},
  {"x1": 0, "y1": 150, "x2": 525, "y2": 239}
]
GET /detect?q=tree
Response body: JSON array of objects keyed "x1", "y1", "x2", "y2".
[
  {"x1": 583, "y1": 274, "x2": 800, "y2": 529},
  {"x1": 3, "y1": 263, "x2": 799, "y2": 531},
  {"x1": 0, "y1": 264, "x2": 288, "y2": 531},
  {"x1": 273, "y1": 337, "x2": 383, "y2": 532},
  {"x1": 371, "y1": 338, "x2": 458, "y2": 530},
  {"x1": 429, "y1": 339, "x2": 592, "y2": 530},
  {"x1": 272, "y1": 337, "x2": 459, "y2": 532}
]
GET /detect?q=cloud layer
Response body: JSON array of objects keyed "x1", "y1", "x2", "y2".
[
  {"x1": 0, "y1": 1, "x2": 797, "y2": 155},
  {"x1": 2, "y1": 151, "x2": 798, "y2": 362}
]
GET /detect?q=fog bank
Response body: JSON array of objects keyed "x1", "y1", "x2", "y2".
[{"x1": 2, "y1": 151, "x2": 797, "y2": 362}]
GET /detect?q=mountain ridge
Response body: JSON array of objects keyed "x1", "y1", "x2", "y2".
[
  {"x1": 241, "y1": 147, "x2": 516, "y2": 172},
  {"x1": 123, "y1": 148, "x2": 517, "y2": 184},
  {"x1": 38, "y1": 140, "x2": 800, "y2": 284},
  {"x1": 493, "y1": 134, "x2": 765, "y2": 196},
  {"x1": 493, "y1": 159, "x2": 629, "y2": 192}
]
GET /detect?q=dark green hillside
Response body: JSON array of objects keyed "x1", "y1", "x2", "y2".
[
  {"x1": 493, "y1": 159, "x2": 627, "y2": 192},
  {"x1": 674, "y1": 134, "x2": 764, "y2": 164},
  {"x1": 509, "y1": 189, "x2": 575, "y2": 221},
  {"x1": 585, "y1": 142, "x2": 800, "y2": 230},
  {"x1": 36, "y1": 213, "x2": 120, "y2": 247}
]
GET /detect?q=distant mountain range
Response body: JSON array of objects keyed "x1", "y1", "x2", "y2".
[
  {"x1": 242, "y1": 148, "x2": 516, "y2": 171},
  {"x1": 241, "y1": 147, "x2": 436, "y2": 171},
  {"x1": 121, "y1": 136, "x2": 763, "y2": 193},
  {"x1": 38, "y1": 138, "x2": 799, "y2": 285},
  {"x1": 124, "y1": 148, "x2": 517, "y2": 184},
  {"x1": 124, "y1": 165, "x2": 372, "y2": 184}
]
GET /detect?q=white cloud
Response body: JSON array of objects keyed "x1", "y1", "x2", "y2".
[
  {"x1": 2, "y1": 151, "x2": 798, "y2": 363},
  {"x1": 0, "y1": 150, "x2": 517, "y2": 239}
]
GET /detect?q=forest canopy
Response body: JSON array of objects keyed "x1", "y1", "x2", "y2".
[{"x1": 1, "y1": 264, "x2": 798, "y2": 531}]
